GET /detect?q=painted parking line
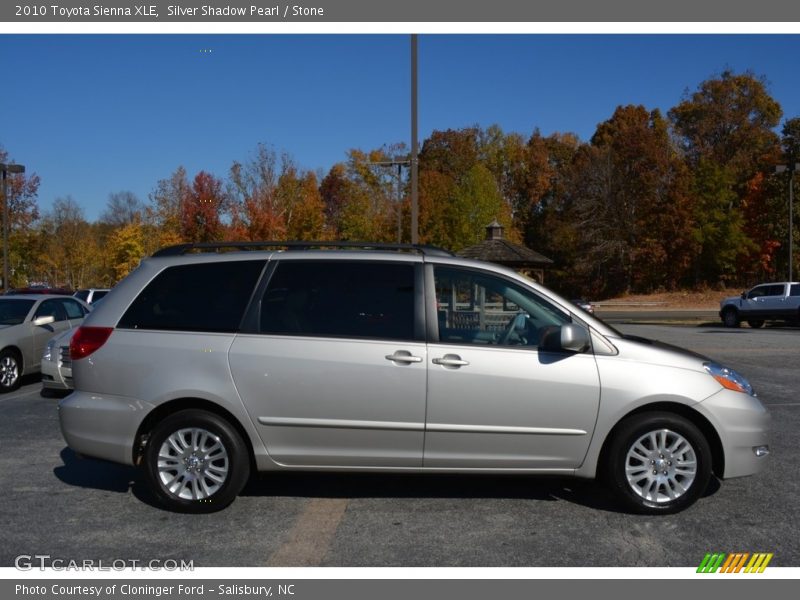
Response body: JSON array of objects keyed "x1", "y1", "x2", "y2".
[
  {"x1": 0, "y1": 386, "x2": 42, "y2": 402},
  {"x1": 265, "y1": 497, "x2": 349, "y2": 567}
]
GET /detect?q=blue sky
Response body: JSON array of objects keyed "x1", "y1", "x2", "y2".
[{"x1": 2, "y1": 34, "x2": 799, "y2": 221}]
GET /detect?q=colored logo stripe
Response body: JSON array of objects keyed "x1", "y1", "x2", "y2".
[
  {"x1": 697, "y1": 552, "x2": 773, "y2": 573},
  {"x1": 745, "y1": 553, "x2": 773, "y2": 573},
  {"x1": 720, "y1": 553, "x2": 749, "y2": 573},
  {"x1": 697, "y1": 553, "x2": 726, "y2": 573}
]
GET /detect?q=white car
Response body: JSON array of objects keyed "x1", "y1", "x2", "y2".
[
  {"x1": 41, "y1": 327, "x2": 76, "y2": 394},
  {"x1": 0, "y1": 295, "x2": 90, "y2": 392},
  {"x1": 73, "y1": 288, "x2": 110, "y2": 306}
]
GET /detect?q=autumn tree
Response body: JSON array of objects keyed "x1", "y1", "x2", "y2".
[
  {"x1": 0, "y1": 147, "x2": 41, "y2": 287},
  {"x1": 107, "y1": 221, "x2": 146, "y2": 282},
  {"x1": 319, "y1": 163, "x2": 351, "y2": 235},
  {"x1": 36, "y1": 197, "x2": 102, "y2": 288},
  {"x1": 100, "y1": 191, "x2": 145, "y2": 227},
  {"x1": 327, "y1": 148, "x2": 399, "y2": 242},
  {"x1": 765, "y1": 117, "x2": 800, "y2": 279},
  {"x1": 181, "y1": 171, "x2": 226, "y2": 243},
  {"x1": 149, "y1": 166, "x2": 190, "y2": 249},
  {"x1": 278, "y1": 168, "x2": 326, "y2": 240},
  {"x1": 523, "y1": 132, "x2": 582, "y2": 277},
  {"x1": 229, "y1": 144, "x2": 286, "y2": 240},
  {"x1": 417, "y1": 128, "x2": 518, "y2": 250},
  {"x1": 669, "y1": 71, "x2": 783, "y2": 284},
  {"x1": 562, "y1": 106, "x2": 695, "y2": 295},
  {"x1": 228, "y1": 144, "x2": 330, "y2": 241}
]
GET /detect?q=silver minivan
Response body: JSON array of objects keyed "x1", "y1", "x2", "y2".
[{"x1": 59, "y1": 242, "x2": 769, "y2": 514}]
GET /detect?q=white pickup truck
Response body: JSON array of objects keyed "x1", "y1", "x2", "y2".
[{"x1": 720, "y1": 282, "x2": 800, "y2": 327}]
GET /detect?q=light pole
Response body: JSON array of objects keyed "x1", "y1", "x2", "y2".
[
  {"x1": 0, "y1": 162, "x2": 25, "y2": 292},
  {"x1": 372, "y1": 159, "x2": 409, "y2": 242},
  {"x1": 776, "y1": 162, "x2": 799, "y2": 282},
  {"x1": 410, "y1": 34, "x2": 419, "y2": 245}
]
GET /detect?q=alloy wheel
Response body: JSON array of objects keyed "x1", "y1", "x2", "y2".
[
  {"x1": 0, "y1": 355, "x2": 19, "y2": 389},
  {"x1": 157, "y1": 427, "x2": 230, "y2": 501},
  {"x1": 624, "y1": 428, "x2": 697, "y2": 504}
]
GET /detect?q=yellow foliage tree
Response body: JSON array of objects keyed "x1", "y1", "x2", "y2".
[{"x1": 108, "y1": 222, "x2": 146, "y2": 283}]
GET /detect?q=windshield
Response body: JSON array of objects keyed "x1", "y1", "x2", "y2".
[{"x1": 0, "y1": 299, "x2": 36, "y2": 325}]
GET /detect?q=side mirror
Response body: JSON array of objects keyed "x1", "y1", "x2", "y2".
[
  {"x1": 33, "y1": 315, "x2": 55, "y2": 327},
  {"x1": 741, "y1": 291, "x2": 747, "y2": 299},
  {"x1": 539, "y1": 323, "x2": 591, "y2": 353}
]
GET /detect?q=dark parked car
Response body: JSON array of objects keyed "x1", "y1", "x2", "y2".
[{"x1": 6, "y1": 286, "x2": 73, "y2": 296}]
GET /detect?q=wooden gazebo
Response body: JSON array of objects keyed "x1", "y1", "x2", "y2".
[{"x1": 456, "y1": 220, "x2": 553, "y2": 283}]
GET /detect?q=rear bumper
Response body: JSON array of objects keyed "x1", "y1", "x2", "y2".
[
  {"x1": 58, "y1": 391, "x2": 155, "y2": 466},
  {"x1": 696, "y1": 389, "x2": 770, "y2": 479}
]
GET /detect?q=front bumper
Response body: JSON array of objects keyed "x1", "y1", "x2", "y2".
[
  {"x1": 41, "y1": 359, "x2": 71, "y2": 390},
  {"x1": 58, "y1": 391, "x2": 155, "y2": 466},
  {"x1": 696, "y1": 389, "x2": 771, "y2": 479}
]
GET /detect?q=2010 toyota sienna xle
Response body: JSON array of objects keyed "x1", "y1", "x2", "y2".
[{"x1": 58, "y1": 241, "x2": 770, "y2": 514}]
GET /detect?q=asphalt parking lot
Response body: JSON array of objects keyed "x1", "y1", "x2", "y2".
[{"x1": 1, "y1": 323, "x2": 797, "y2": 568}]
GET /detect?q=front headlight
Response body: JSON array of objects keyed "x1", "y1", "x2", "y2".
[
  {"x1": 704, "y1": 362, "x2": 755, "y2": 396},
  {"x1": 43, "y1": 339, "x2": 56, "y2": 362}
]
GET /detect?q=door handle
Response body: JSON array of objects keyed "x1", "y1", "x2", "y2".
[
  {"x1": 385, "y1": 351, "x2": 423, "y2": 364},
  {"x1": 432, "y1": 354, "x2": 470, "y2": 368}
]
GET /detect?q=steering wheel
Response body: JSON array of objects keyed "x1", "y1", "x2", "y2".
[{"x1": 499, "y1": 312, "x2": 528, "y2": 345}]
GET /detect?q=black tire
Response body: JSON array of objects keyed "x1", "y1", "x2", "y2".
[
  {"x1": 0, "y1": 348, "x2": 22, "y2": 393},
  {"x1": 722, "y1": 308, "x2": 740, "y2": 328},
  {"x1": 143, "y1": 409, "x2": 250, "y2": 513},
  {"x1": 747, "y1": 319, "x2": 764, "y2": 329},
  {"x1": 605, "y1": 412, "x2": 712, "y2": 515}
]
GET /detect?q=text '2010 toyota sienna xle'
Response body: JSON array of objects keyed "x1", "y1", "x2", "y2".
[{"x1": 59, "y1": 242, "x2": 770, "y2": 514}]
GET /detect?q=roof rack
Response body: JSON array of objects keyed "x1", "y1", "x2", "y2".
[{"x1": 151, "y1": 241, "x2": 454, "y2": 258}]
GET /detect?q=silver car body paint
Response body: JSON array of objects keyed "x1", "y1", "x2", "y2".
[
  {"x1": 41, "y1": 328, "x2": 75, "y2": 390},
  {"x1": 59, "y1": 251, "x2": 769, "y2": 483}
]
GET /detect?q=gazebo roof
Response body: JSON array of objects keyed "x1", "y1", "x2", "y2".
[{"x1": 456, "y1": 221, "x2": 553, "y2": 267}]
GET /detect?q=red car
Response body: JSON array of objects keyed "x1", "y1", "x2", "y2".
[{"x1": 5, "y1": 287, "x2": 73, "y2": 296}]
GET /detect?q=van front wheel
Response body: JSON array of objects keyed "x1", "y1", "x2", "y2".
[{"x1": 605, "y1": 412, "x2": 712, "y2": 514}]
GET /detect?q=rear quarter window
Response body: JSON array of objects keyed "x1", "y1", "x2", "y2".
[{"x1": 118, "y1": 261, "x2": 266, "y2": 332}]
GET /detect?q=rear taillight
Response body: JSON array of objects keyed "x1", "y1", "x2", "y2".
[{"x1": 70, "y1": 326, "x2": 114, "y2": 360}]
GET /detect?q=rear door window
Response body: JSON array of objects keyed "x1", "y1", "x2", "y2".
[
  {"x1": 259, "y1": 261, "x2": 417, "y2": 341},
  {"x1": 60, "y1": 298, "x2": 87, "y2": 319},
  {"x1": 118, "y1": 261, "x2": 266, "y2": 332},
  {"x1": 764, "y1": 284, "x2": 785, "y2": 297}
]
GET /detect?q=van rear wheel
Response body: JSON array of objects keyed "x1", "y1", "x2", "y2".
[
  {"x1": 143, "y1": 409, "x2": 250, "y2": 513},
  {"x1": 605, "y1": 412, "x2": 712, "y2": 514}
]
